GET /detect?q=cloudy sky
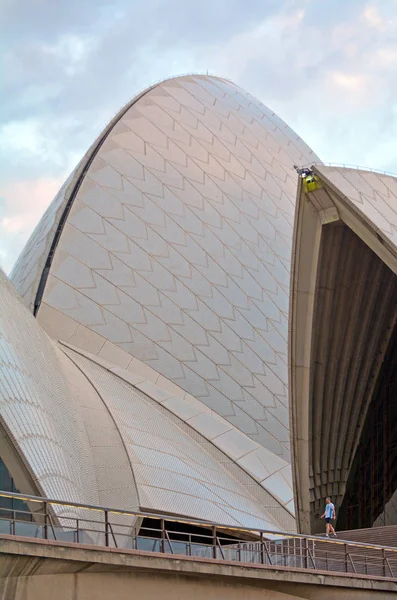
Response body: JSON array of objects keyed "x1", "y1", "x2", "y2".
[{"x1": 1, "y1": 0, "x2": 396, "y2": 272}]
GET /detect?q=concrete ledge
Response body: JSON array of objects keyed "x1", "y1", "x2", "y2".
[{"x1": 0, "y1": 535, "x2": 397, "y2": 594}]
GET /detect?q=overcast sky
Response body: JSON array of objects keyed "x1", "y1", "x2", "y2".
[{"x1": 1, "y1": 0, "x2": 396, "y2": 272}]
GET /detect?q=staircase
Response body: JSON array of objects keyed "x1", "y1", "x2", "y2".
[
  {"x1": 311, "y1": 526, "x2": 397, "y2": 577},
  {"x1": 337, "y1": 524, "x2": 397, "y2": 547}
]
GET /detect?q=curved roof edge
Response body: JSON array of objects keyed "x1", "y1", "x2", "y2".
[
  {"x1": 289, "y1": 165, "x2": 397, "y2": 533},
  {"x1": 59, "y1": 342, "x2": 292, "y2": 529},
  {"x1": 59, "y1": 340, "x2": 296, "y2": 528},
  {"x1": 10, "y1": 75, "x2": 232, "y2": 315}
]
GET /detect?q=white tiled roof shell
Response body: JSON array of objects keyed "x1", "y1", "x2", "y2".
[
  {"x1": 0, "y1": 268, "x2": 100, "y2": 508},
  {"x1": 9, "y1": 169, "x2": 79, "y2": 312},
  {"x1": 314, "y1": 165, "x2": 397, "y2": 250},
  {"x1": 11, "y1": 75, "x2": 319, "y2": 460},
  {"x1": 0, "y1": 267, "x2": 144, "y2": 544},
  {"x1": 61, "y1": 345, "x2": 283, "y2": 530},
  {"x1": 1, "y1": 267, "x2": 290, "y2": 532},
  {"x1": 59, "y1": 341, "x2": 295, "y2": 528},
  {"x1": 56, "y1": 343, "x2": 140, "y2": 515}
]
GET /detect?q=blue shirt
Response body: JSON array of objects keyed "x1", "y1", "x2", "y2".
[{"x1": 325, "y1": 503, "x2": 335, "y2": 518}]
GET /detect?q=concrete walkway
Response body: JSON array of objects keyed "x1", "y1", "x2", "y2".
[{"x1": 1, "y1": 535, "x2": 397, "y2": 599}]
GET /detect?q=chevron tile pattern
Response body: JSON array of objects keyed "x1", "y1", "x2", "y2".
[
  {"x1": 12, "y1": 75, "x2": 318, "y2": 461},
  {"x1": 61, "y1": 344, "x2": 281, "y2": 530},
  {"x1": 9, "y1": 170, "x2": 76, "y2": 312},
  {"x1": 60, "y1": 340, "x2": 296, "y2": 528},
  {"x1": 316, "y1": 165, "x2": 397, "y2": 249}
]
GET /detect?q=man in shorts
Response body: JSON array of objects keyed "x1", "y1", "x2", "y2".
[{"x1": 320, "y1": 497, "x2": 337, "y2": 537}]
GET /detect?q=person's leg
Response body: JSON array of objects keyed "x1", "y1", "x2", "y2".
[
  {"x1": 325, "y1": 520, "x2": 330, "y2": 536},
  {"x1": 329, "y1": 522, "x2": 335, "y2": 535}
]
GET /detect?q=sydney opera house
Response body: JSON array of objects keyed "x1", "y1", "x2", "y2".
[{"x1": 1, "y1": 74, "x2": 397, "y2": 539}]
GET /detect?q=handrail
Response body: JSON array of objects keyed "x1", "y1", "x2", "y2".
[
  {"x1": 298, "y1": 161, "x2": 397, "y2": 179},
  {"x1": 2, "y1": 491, "x2": 397, "y2": 580},
  {"x1": 1, "y1": 490, "x2": 397, "y2": 555}
]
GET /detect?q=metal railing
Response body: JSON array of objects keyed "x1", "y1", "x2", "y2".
[
  {"x1": 1, "y1": 490, "x2": 397, "y2": 579},
  {"x1": 299, "y1": 161, "x2": 397, "y2": 179}
]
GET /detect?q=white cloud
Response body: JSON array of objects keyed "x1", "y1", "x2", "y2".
[
  {"x1": 0, "y1": 176, "x2": 66, "y2": 272},
  {"x1": 374, "y1": 46, "x2": 397, "y2": 67},
  {"x1": 40, "y1": 34, "x2": 95, "y2": 76},
  {"x1": 0, "y1": 119, "x2": 46, "y2": 155},
  {"x1": 330, "y1": 71, "x2": 367, "y2": 92},
  {"x1": 362, "y1": 4, "x2": 394, "y2": 30},
  {"x1": 1, "y1": 0, "x2": 397, "y2": 271}
]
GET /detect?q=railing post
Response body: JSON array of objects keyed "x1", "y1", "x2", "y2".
[
  {"x1": 262, "y1": 538, "x2": 272, "y2": 566},
  {"x1": 303, "y1": 537, "x2": 308, "y2": 569},
  {"x1": 104, "y1": 510, "x2": 109, "y2": 547},
  {"x1": 348, "y1": 553, "x2": 357, "y2": 574},
  {"x1": 260, "y1": 532, "x2": 264, "y2": 564},
  {"x1": 164, "y1": 530, "x2": 174, "y2": 554},
  {"x1": 161, "y1": 519, "x2": 165, "y2": 553},
  {"x1": 76, "y1": 519, "x2": 80, "y2": 544},
  {"x1": 345, "y1": 543, "x2": 348, "y2": 573},
  {"x1": 307, "y1": 546, "x2": 316, "y2": 569},
  {"x1": 386, "y1": 557, "x2": 394, "y2": 578},
  {"x1": 44, "y1": 501, "x2": 48, "y2": 540},
  {"x1": 383, "y1": 548, "x2": 386, "y2": 578},
  {"x1": 212, "y1": 526, "x2": 217, "y2": 559},
  {"x1": 11, "y1": 509, "x2": 15, "y2": 536},
  {"x1": 133, "y1": 525, "x2": 137, "y2": 550}
]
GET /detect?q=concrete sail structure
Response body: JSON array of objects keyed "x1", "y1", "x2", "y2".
[
  {"x1": 0, "y1": 266, "x2": 289, "y2": 533},
  {"x1": 10, "y1": 75, "x2": 318, "y2": 463},
  {"x1": 290, "y1": 165, "x2": 397, "y2": 533},
  {"x1": 4, "y1": 75, "x2": 397, "y2": 536},
  {"x1": 3, "y1": 75, "x2": 322, "y2": 532}
]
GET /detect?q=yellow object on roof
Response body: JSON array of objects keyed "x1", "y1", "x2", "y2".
[{"x1": 304, "y1": 174, "x2": 321, "y2": 192}]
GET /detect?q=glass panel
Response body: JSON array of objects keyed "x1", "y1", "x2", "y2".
[
  {"x1": 169, "y1": 541, "x2": 188, "y2": 556},
  {"x1": 190, "y1": 544, "x2": 213, "y2": 559},
  {"x1": 137, "y1": 537, "x2": 161, "y2": 552},
  {"x1": 15, "y1": 521, "x2": 42, "y2": 538},
  {"x1": 48, "y1": 527, "x2": 77, "y2": 543},
  {"x1": 79, "y1": 530, "x2": 100, "y2": 546},
  {"x1": 0, "y1": 518, "x2": 11, "y2": 534},
  {"x1": 0, "y1": 459, "x2": 13, "y2": 492},
  {"x1": 0, "y1": 458, "x2": 31, "y2": 519}
]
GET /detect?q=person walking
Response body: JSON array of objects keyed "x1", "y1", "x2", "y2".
[{"x1": 320, "y1": 497, "x2": 337, "y2": 537}]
